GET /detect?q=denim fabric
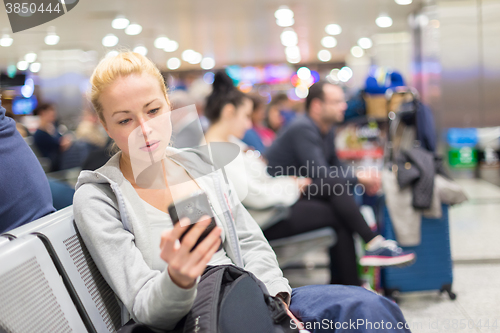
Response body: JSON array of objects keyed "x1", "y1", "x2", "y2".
[{"x1": 289, "y1": 285, "x2": 412, "y2": 332}]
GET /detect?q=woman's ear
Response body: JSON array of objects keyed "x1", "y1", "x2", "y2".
[{"x1": 220, "y1": 103, "x2": 236, "y2": 121}]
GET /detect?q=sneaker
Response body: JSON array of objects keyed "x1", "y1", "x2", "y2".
[{"x1": 360, "y1": 240, "x2": 416, "y2": 267}]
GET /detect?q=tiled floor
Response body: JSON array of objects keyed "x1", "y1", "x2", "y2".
[{"x1": 282, "y1": 178, "x2": 500, "y2": 332}]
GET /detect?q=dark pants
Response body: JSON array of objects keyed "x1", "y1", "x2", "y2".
[
  {"x1": 290, "y1": 285, "x2": 412, "y2": 332},
  {"x1": 264, "y1": 177, "x2": 379, "y2": 286}
]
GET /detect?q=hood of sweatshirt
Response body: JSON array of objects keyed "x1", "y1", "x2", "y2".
[{"x1": 75, "y1": 146, "x2": 244, "y2": 268}]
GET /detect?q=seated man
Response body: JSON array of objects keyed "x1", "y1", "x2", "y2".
[
  {"x1": 265, "y1": 81, "x2": 414, "y2": 286},
  {"x1": 33, "y1": 104, "x2": 72, "y2": 171},
  {"x1": 0, "y1": 103, "x2": 55, "y2": 233}
]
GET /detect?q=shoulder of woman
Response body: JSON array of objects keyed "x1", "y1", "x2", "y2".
[{"x1": 74, "y1": 182, "x2": 118, "y2": 209}]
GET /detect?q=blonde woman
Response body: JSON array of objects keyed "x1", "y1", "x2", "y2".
[{"x1": 73, "y1": 52, "x2": 411, "y2": 333}]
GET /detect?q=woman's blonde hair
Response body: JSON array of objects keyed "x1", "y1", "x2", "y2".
[{"x1": 89, "y1": 51, "x2": 170, "y2": 123}]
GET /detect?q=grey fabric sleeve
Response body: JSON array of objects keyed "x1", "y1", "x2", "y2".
[{"x1": 73, "y1": 183, "x2": 197, "y2": 331}]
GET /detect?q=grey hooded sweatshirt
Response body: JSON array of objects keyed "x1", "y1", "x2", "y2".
[{"x1": 73, "y1": 147, "x2": 291, "y2": 331}]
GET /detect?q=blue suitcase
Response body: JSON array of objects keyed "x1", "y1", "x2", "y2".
[{"x1": 380, "y1": 203, "x2": 456, "y2": 301}]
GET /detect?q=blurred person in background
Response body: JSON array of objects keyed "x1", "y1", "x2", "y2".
[
  {"x1": 205, "y1": 71, "x2": 414, "y2": 287},
  {"x1": 76, "y1": 105, "x2": 109, "y2": 149},
  {"x1": 188, "y1": 77, "x2": 212, "y2": 132},
  {"x1": 265, "y1": 81, "x2": 415, "y2": 285},
  {"x1": 241, "y1": 94, "x2": 276, "y2": 152},
  {"x1": 0, "y1": 101, "x2": 55, "y2": 233},
  {"x1": 264, "y1": 93, "x2": 286, "y2": 133},
  {"x1": 33, "y1": 103, "x2": 72, "y2": 171},
  {"x1": 168, "y1": 89, "x2": 204, "y2": 149},
  {"x1": 5, "y1": 109, "x2": 29, "y2": 137}
]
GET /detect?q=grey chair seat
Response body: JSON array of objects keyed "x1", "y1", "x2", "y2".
[
  {"x1": 1, "y1": 206, "x2": 73, "y2": 240},
  {"x1": 0, "y1": 235, "x2": 88, "y2": 332},
  {"x1": 269, "y1": 227, "x2": 337, "y2": 269},
  {"x1": 34, "y1": 211, "x2": 122, "y2": 333}
]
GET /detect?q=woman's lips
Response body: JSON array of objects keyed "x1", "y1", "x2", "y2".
[{"x1": 140, "y1": 140, "x2": 160, "y2": 152}]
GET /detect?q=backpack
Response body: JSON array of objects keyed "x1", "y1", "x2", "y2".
[{"x1": 177, "y1": 265, "x2": 298, "y2": 333}]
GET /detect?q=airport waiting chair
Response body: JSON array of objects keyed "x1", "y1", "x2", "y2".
[
  {"x1": 34, "y1": 210, "x2": 122, "y2": 333},
  {"x1": 0, "y1": 236, "x2": 10, "y2": 247},
  {"x1": 269, "y1": 228, "x2": 337, "y2": 269},
  {"x1": 0, "y1": 235, "x2": 88, "y2": 332},
  {"x1": 1, "y1": 206, "x2": 73, "y2": 240}
]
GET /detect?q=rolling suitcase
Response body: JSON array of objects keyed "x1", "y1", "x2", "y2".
[
  {"x1": 380, "y1": 87, "x2": 456, "y2": 301},
  {"x1": 380, "y1": 202, "x2": 456, "y2": 301}
]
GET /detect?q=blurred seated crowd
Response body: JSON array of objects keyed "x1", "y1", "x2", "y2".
[{"x1": 0, "y1": 70, "x2": 415, "y2": 291}]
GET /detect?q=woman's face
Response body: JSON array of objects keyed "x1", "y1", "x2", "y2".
[
  {"x1": 251, "y1": 104, "x2": 265, "y2": 125},
  {"x1": 267, "y1": 106, "x2": 283, "y2": 131},
  {"x1": 229, "y1": 97, "x2": 253, "y2": 139},
  {"x1": 99, "y1": 73, "x2": 171, "y2": 163}
]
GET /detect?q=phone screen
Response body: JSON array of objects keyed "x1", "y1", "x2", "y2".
[{"x1": 168, "y1": 192, "x2": 220, "y2": 251}]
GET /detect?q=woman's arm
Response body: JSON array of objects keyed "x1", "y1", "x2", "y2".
[{"x1": 73, "y1": 183, "x2": 197, "y2": 331}]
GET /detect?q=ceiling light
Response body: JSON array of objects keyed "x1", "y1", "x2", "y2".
[
  {"x1": 167, "y1": 57, "x2": 181, "y2": 70},
  {"x1": 395, "y1": 0, "x2": 412, "y2": 4},
  {"x1": 338, "y1": 66, "x2": 353, "y2": 82},
  {"x1": 106, "y1": 50, "x2": 119, "y2": 58},
  {"x1": 21, "y1": 79, "x2": 34, "y2": 98},
  {"x1": 133, "y1": 45, "x2": 148, "y2": 56},
  {"x1": 329, "y1": 69, "x2": 340, "y2": 82},
  {"x1": 280, "y1": 29, "x2": 298, "y2": 47},
  {"x1": 350, "y1": 46, "x2": 364, "y2": 58},
  {"x1": 286, "y1": 54, "x2": 301, "y2": 64},
  {"x1": 285, "y1": 46, "x2": 300, "y2": 59},
  {"x1": 112, "y1": 16, "x2": 129, "y2": 29},
  {"x1": 276, "y1": 17, "x2": 294, "y2": 27},
  {"x1": 325, "y1": 24, "x2": 342, "y2": 35},
  {"x1": 29, "y1": 62, "x2": 41, "y2": 73},
  {"x1": 0, "y1": 34, "x2": 13, "y2": 47},
  {"x1": 321, "y1": 36, "x2": 337, "y2": 48},
  {"x1": 24, "y1": 53, "x2": 37, "y2": 63},
  {"x1": 164, "y1": 40, "x2": 179, "y2": 52},
  {"x1": 182, "y1": 49, "x2": 195, "y2": 62},
  {"x1": 125, "y1": 23, "x2": 142, "y2": 35},
  {"x1": 188, "y1": 52, "x2": 202, "y2": 64},
  {"x1": 357, "y1": 37, "x2": 373, "y2": 49},
  {"x1": 376, "y1": 15, "x2": 393, "y2": 28},
  {"x1": 154, "y1": 36, "x2": 169, "y2": 49},
  {"x1": 17, "y1": 61, "x2": 29, "y2": 71},
  {"x1": 274, "y1": 6, "x2": 294, "y2": 21},
  {"x1": 295, "y1": 86, "x2": 309, "y2": 99},
  {"x1": 201, "y1": 57, "x2": 215, "y2": 70},
  {"x1": 102, "y1": 34, "x2": 118, "y2": 47},
  {"x1": 317, "y1": 50, "x2": 332, "y2": 62},
  {"x1": 44, "y1": 33, "x2": 60, "y2": 45},
  {"x1": 297, "y1": 67, "x2": 311, "y2": 80}
]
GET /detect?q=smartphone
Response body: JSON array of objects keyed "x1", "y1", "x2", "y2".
[{"x1": 168, "y1": 192, "x2": 221, "y2": 251}]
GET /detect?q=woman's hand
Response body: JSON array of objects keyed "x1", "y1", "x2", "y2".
[
  {"x1": 160, "y1": 216, "x2": 222, "y2": 289},
  {"x1": 277, "y1": 298, "x2": 305, "y2": 330}
]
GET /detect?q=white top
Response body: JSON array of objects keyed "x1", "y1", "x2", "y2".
[
  {"x1": 226, "y1": 137, "x2": 302, "y2": 209},
  {"x1": 140, "y1": 197, "x2": 233, "y2": 271}
]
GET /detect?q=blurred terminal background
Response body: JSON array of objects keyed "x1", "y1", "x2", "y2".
[{"x1": 1, "y1": 1, "x2": 500, "y2": 331}]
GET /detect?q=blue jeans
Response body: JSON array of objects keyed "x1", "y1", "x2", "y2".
[{"x1": 289, "y1": 285, "x2": 412, "y2": 332}]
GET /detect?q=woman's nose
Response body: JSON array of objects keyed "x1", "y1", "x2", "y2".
[{"x1": 139, "y1": 118, "x2": 153, "y2": 138}]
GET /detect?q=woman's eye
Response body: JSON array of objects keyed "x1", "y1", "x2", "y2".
[
  {"x1": 119, "y1": 119, "x2": 131, "y2": 125},
  {"x1": 149, "y1": 108, "x2": 160, "y2": 115}
]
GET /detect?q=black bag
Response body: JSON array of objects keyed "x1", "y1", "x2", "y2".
[
  {"x1": 118, "y1": 265, "x2": 298, "y2": 333},
  {"x1": 180, "y1": 265, "x2": 297, "y2": 333}
]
